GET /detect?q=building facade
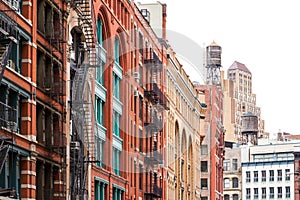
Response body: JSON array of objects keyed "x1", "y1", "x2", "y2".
[
  {"x1": 241, "y1": 143, "x2": 299, "y2": 200},
  {"x1": 0, "y1": 0, "x2": 67, "y2": 199},
  {"x1": 165, "y1": 49, "x2": 206, "y2": 200},
  {"x1": 223, "y1": 146, "x2": 242, "y2": 200},
  {"x1": 222, "y1": 61, "x2": 265, "y2": 143},
  {"x1": 0, "y1": 0, "x2": 208, "y2": 199},
  {"x1": 196, "y1": 84, "x2": 225, "y2": 200}
]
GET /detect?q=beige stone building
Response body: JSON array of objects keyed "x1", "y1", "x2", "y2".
[
  {"x1": 222, "y1": 61, "x2": 265, "y2": 143},
  {"x1": 165, "y1": 48, "x2": 206, "y2": 200},
  {"x1": 223, "y1": 146, "x2": 242, "y2": 200}
]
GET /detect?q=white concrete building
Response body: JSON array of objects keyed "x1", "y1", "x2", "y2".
[{"x1": 241, "y1": 143, "x2": 300, "y2": 200}]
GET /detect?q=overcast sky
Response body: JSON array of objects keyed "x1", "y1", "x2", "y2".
[{"x1": 139, "y1": 0, "x2": 300, "y2": 134}]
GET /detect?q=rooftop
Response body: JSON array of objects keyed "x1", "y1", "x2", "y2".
[{"x1": 228, "y1": 61, "x2": 251, "y2": 74}]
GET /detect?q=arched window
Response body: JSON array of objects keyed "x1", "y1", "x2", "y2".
[
  {"x1": 97, "y1": 18, "x2": 103, "y2": 45},
  {"x1": 233, "y1": 194, "x2": 239, "y2": 200},
  {"x1": 232, "y1": 177, "x2": 239, "y2": 188},
  {"x1": 224, "y1": 195, "x2": 230, "y2": 200}
]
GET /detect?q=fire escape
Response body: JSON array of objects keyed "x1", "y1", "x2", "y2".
[
  {"x1": 0, "y1": 5, "x2": 19, "y2": 198},
  {"x1": 69, "y1": 0, "x2": 96, "y2": 199},
  {"x1": 143, "y1": 48, "x2": 168, "y2": 200}
]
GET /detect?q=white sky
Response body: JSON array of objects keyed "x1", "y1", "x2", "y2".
[{"x1": 139, "y1": 0, "x2": 300, "y2": 134}]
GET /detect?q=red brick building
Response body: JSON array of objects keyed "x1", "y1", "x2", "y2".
[
  {"x1": 68, "y1": 0, "x2": 169, "y2": 199},
  {"x1": 0, "y1": 0, "x2": 67, "y2": 199},
  {"x1": 196, "y1": 85, "x2": 225, "y2": 200}
]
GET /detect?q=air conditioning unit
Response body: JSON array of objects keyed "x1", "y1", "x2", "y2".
[
  {"x1": 70, "y1": 141, "x2": 80, "y2": 150},
  {"x1": 133, "y1": 72, "x2": 140, "y2": 80},
  {"x1": 134, "y1": 90, "x2": 139, "y2": 97}
]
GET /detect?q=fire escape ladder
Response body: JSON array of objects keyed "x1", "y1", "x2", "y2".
[{"x1": 0, "y1": 41, "x2": 12, "y2": 83}]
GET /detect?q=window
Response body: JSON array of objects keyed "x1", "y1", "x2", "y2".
[
  {"x1": 201, "y1": 198, "x2": 208, "y2": 200},
  {"x1": 113, "y1": 74, "x2": 120, "y2": 99},
  {"x1": 232, "y1": 177, "x2": 238, "y2": 188},
  {"x1": 277, "y1": 187, "x2": 282, "y2": 198},
  {"x1": 113, "y1": 111, "x2": 120, "y2": 137},
  {"x1": 224, "y1": 159, "x2": 230, "y2": 171},
  {"x1": 277, "y1": 169, "x2": 282, "y2": 181},
  {"x1": 254, "y1": 171, "x2": 258, "y2": 182},
  {"x1": 96, "y1": 62, "x2": 104, "y2": 84},
  {"x1": 139, "y1": 164, "x2": 143, "y2": 190},
  {"x1": 254, "y1": 188, "x2": 258, "y2": 199},
  {"x1": 94, "y1": 180, "x2": 106, "y2": 200},
  {"x1": 224, "y1": 195, "x2": 229, "y2": 200},
  {"x1": 286, "y1": 186, "x2": 290, "y2": 198},
  {"x1": 224, "y1": 178, "x2": 230, "y2": 188},
  {"x1": 232, "y1": 158, "x2": 238, "y2": 171},
  {"x1": 201, "y1": 145, "x2": 208, "y2": 155},
  {"x1": 201, "y1": 161, "x2": 208, "y2": 172},
  {"x1": 246, "y1": 188, "x2": 251, "y2": 199},
  {"x1": 269, "y1": 187, "x2": 274, "y2": 199},
  {"x1": 201, "y1": 179, "x2": 208, "y2": 190},
  {"x1": 269, "y1": 170, "x2": 274, "y2": 181},
  {"x1": 261, "y1": 170, "x2": 266, "y2": 182},
  {"x1": 114, "y1": 38, "x2": 120, "y2": 64},
  {"x1": 113, "y1": 187, "x2": 122, "y2": 200},
  {"x1": 113, "y1": 148, "x2": 120, "y2": 175},
  {"x1": 95, "y1": 96, "x2": 104, "y2": 125},
  {"x1": 233, "y1": 194, "x2": 238, "y2": 200},
  {"x1": 285, "y1": 169, "x2": 290, "y2": 181},
  {"x1": 95, "y1": 136, "x2": 104, "y2": 167},
  {"x1": 246, "y1": 171, "x2": 251, "y2": 183},
  {"x1": 97, "y1": 18, "x2": 103, "y2": 45},
  {"x1": 262, "y1": 187, "x2": 266, "y2": 199}
]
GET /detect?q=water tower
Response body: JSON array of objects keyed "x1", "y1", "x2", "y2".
[
  {"x1": 205, "y1": 41, "x2": 222, "y2": 85},
  {"x1": 241, "y1": 112, "x2": 258, "y2": 145}
]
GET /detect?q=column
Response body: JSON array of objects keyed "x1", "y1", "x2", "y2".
[{"x1": 20, "y1": 155, "x2": 36, "y2": 199}]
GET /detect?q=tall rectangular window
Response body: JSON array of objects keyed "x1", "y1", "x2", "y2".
[
  {"x1": 201, "y1": 179, "x2": 208, "y2": 190},
  {"x1": 96, "y1": 64, "x2": 104, "y2": 84},
  {"x1": 246, "y1": 171, "x2": 251, "y2": 183},
  {"x1": 113, "y1": 148, "x2": 120, "y2": 176},
  {"x1": 269, "y1": 187, "x2": 274, "y2": 199},
  {"x1": 113, "y1": 111, "x2": 120, "y2": 137},
  {"x1": 95, "y1": 96, "x2": 104, "y2": 125},
  {"x1": 286, "y1": 186, "x2": 290, "y2": 198},
  {"x1": 94, "y1": 180, "x2": 105, "y2": 200},
  {"x1": 113, "y1": 74, "x2": 120, "y2": 99},
  {"x1": 253, "y1": 171, "x2": 258, "y2": 182},
  {"x1": 269, "y1": 170, "x2": 274, "y2": 182},
  {"x1": 246, "y1": 188, "x2": 251, "y2": 199},
  {"x1": 254, "y1": 188, "x2": 258, "y2": 199},
  {"x1": 223, "y1": 159, "x2": 230, "y2": 171},
  {"x1": 232, "y1": 158, "x2": 238, "y2": 171},
  {"x1": 261, "y1": 170, "x2": 266, "y2": 182},
  {"x1": 201, "y1": 161, "x2": 208, "y2": 172},
  {"x1": 277, "y1": 187, "x2": 282, "y2": 198},
  {"x1": 201, "y1": 145, "x2": 208, "y2": 155},
  {"x1": 262, "y1": 187, "x2": 266, "y2": 199},
  {"x1": 139, "y1": 164, "x2": 143, "y2": 190},
  {"x1": 285, "y1": 169, "x2": 290, "y2": 181},
  {"x1": 97, "y1": 19, "x2": 103, "y2": 45},
  {"x1": 114, "y1": 39, "x2": 120, "y2": 64},
  {"x1": 95, "y1": 136, "x2": 103, "y2": 167},
  {"x1": 277, "y1": 169, "x2": 282, "y2": 181}
]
